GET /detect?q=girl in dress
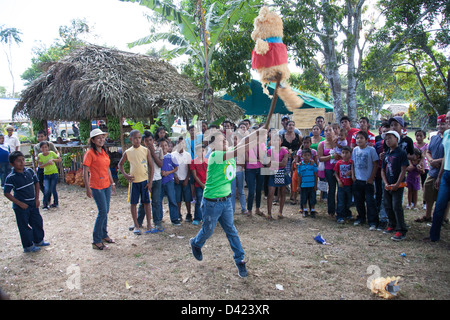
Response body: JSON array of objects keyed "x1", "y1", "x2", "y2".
[{"x1": 406, "y1": 148, "x2": 425, "y2": 210}]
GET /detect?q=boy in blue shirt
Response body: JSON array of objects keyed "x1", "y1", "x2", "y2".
[
  {"x1": 297, "y1": 148, "x2": 318, "y2": 217},
  {"x1": 3, "y1": 151, "x2": 50, "y2": 252}
]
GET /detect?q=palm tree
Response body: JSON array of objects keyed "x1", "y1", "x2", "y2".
[
  {"x1": 121, "y1": 0, "x2": 256, "y2": 121},
  {"x1": 0, "y1": 25, "x2": 22, "y2": 97}
]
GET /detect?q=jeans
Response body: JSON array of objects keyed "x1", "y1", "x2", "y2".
[
  {"x1": 194, "y1": 186, "x2": 204, "y2": 221},
  {"x1": 91, "y1": 186, "x2": 111, "y2": 244},
  {"x1": 324, "y1": 169, "x2": 337, "y2": 215},
  {"x1": 192, "y1": 197, "x2": 245, "y2": 264},
  {"x1": 300, "y1": 187, "x2": 316, "y2": 210},
  {"x1": 137, "y1": 179, "x2": 162, "y2": 227},
  {"x1": 37, "y1": 167, "x2": 45, "y2": 195},
  {"x1": 384, "y1": 187, "x2": 407, "y2": 234},
  {"x1": 353, "y1": 180, "x2": 378, "y2": 226},
  {"x1": 245, "y1": 168, "x2": 264, "y2": 211},
  {"x1": 13, "y1": 203, "x2": 45, "y2": 249},
  {"x1": 430, "y1": 170, "x2": 450, "y2": 241},
  {"x1": 160, "y1": 180, "x2": 180, "y2": 223},
  {"x1": 0, "y1": 162, "x2": 11, "y2": 187},
  {"x1": 43, "y1": 173, "x2": 58, "y2": 207},
  {"x1": 376, "y1": 179, "x2": 388, "y2": 222},
  {"x1": 336, "y1": 185, "x2": 352, "y2": 219},
  {"x1": 231, "y1": 171, "x2": 246, "y2": 213}
]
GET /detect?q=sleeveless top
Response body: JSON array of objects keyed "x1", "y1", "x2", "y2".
[{"x1": 126, "y1": 145, "x2": 149, "y2": 183}]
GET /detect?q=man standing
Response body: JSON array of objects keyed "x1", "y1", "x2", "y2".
[
  {"x1": 5, "y1": 125, "x2": 20, "y2": 152},
  {"x1": 279, "y1": 115, "x2": 301, "y2": 135},
  {"x1": 419, "y1": 114, "x2": 448, "y2": 223},
  {"x1": 426, "y1": 111, "x2": 450, "y2": 242}
]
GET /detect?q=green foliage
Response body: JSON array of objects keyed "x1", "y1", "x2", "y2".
[
  {"x1": 106, "y1": 116, "x2": 121, "y2": 140},
  {"x1": 117, "y1": 160, "x2": 130, "y2": 187},
  {"x1": 31, "y1": 119, "x2": 45, "y2": 136},
  {"x1": 79, "y1": 120, "x2": 90, "y2": 144}
]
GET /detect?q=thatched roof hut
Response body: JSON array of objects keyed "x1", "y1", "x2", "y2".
[{"x1": 13, "y1": 45, "x2": 243, "y2": 122}]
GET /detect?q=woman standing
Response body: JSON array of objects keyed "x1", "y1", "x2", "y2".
[
  {"x1": 281, "y1": 120, "x2": 302, "y2": 204},
  {"x1": 310, "y1": 125, "x2": 325, "y2": 151},
  {"x1": 318, "y1": 125, "x2": 341, "y2": 217},
  {"x1": 83, "y1": 129, "x2": 116, "y2": 250}
]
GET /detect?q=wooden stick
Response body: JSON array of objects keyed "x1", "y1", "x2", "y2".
[{"x1": 264, "y1": 72, "x2": 282, "y2": 130}]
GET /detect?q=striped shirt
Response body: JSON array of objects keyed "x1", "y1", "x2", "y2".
[
  {"x1": 4, "y1": 168, "x2": 38, "y2": 209},
  {"x1": 298, "y1": 160, "x2": 317, "y2": 188}
]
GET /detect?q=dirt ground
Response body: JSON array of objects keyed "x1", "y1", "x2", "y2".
[{"x1": 0, "y1": 182, "x2": 449, "y2": 301}]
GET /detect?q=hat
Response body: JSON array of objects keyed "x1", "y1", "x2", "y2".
[
  {"x1": 388, "y1": 116, "x2": 405, "y2": 127},
  {"x1": 5, "y1": 125, "x2": 14, "y2": 131},
  {"x1": 437, "y1": 114, "x2": 446, "y2": 123},
  {"x1": 382, "y1": 130, "x2": 400, "y2": 141},
  {"x1": 89, "y1": 128, "x2": 108, "y2": 139},
  {"x1": 281, "y1": 115, "x2": 290, "y2": 120}
]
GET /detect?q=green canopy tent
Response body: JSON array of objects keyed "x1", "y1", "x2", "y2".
[{"x1": 222, "y1": 79, "x2": 333, "y2": 115}]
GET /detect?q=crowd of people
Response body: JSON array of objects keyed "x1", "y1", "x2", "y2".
[{"x1": 2, "y1": 111, "x2": 450, "y2": 277}]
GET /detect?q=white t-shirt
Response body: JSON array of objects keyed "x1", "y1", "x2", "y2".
[
  {"x1": 5, "y1": 135, "x2": 20, "y2": 151},
  {"x1": 171, "y1": 150, "x2": 192, "y2": 180}
]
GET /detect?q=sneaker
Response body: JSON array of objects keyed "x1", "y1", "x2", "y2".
[
  {"x1": 235, "y1": 260, "x2": 248, "y2": 278},
  {"x1": 405, "y1": 205, "x2": 411, "y2": 210},
  {"x1": 369, "y1": 225, "x2": 377, "y2": 231},
  {"x1": 353, "y1": 220, "x2": 362, "y2": 226},
  {"x1": 133, "y1": 228, "x2": 142, "y2": 235},
  {"x1": 24, "y1": 245, "x2": 41, "y2": 253},
  {"x1": 377, "y1": 221, "x2": 388, "y2": 231},
  {"x1": 337, "y1": 218, "x2": 345, "y2": 224},
  {"x1": 35, "y1": 240, "x2": 50, "y2": 246},
  {"x1": 190, "y1": 238, "x2": 203, "y2": 261},
  {"x1": 302, "y1": 210, "x2": 309, "y2": 218},
  {"x1": 42, "y1": 206, "x2": 49, "y2": 211},
  {"x1": 391, "y1": 232, "x2": 406, "y2": 241},
  {"x1": 185, "y1": 214, "x2": 193, "y2": 223},
  {"x1": 49, "y1": 204, "x2": 58, "y2": 208},
  {"x1": 310, "y1": 210, "x2": 316, "y2": 218},
  {"x1": 422, "y1": 204, "x2": 427, "y2": 210},
  {"x1": 192, "y1": 220, "x2": 200, "y2": 226},
  {"x1": 172, "y1": 220, "x2": 181, "y2": 226},
  {"x1": 145, "y1": 227, "x2": 164, "y2": 234},
  {"x1": 383, "y1": 227, "x2": 395, "y2": 234}
]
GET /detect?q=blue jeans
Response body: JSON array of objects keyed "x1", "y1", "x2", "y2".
[
  {"x1": 160, "y1": 180, "x2": 180, "y2": 223},
  {"x1": 430, "y1": 170, "x2": 450, "y2": 241},
  {"x1": 384, "y1": 187, "x2": 407, "y2": 234},
  {"x1": 91, "y1": 186, "x2": 111, "y2": 244},
  {"x1": 192, "y1": 197, "x2": 245, "y2": 264},
  {"x1": 336, "y1": 185, "x2": 352, "y2": 219},
  {"x1": 43, "y1": 173, "x2": 58, "y2": 207},
  {"x1": 0, "y1": 162, "x2": 11, "y2": 187},
  {"x1": 137, "y1": 179, "x2": 162, "y2": 226},
  {"x1": 13, "y1": 203, "x2": 45, "y2": 249},
  {"x1": 245, "y1": 168, "x2": 264, "y2": 211},
  {"x1": 231, "y1": 171, "x2": 246, "y2": 213},
  {"x1": 353, "y1": 180, "x2": 378, "y2": 226},
  {"x1": 324, "y1": 169, "x2": 337, "y2": 215},
  {"x1": 194, "y1": 186, "x2": 204, "y2": 221}
]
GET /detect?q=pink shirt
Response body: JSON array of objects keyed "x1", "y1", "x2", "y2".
[
  {"x1": 267, "y1": 147, "x2": 289, "y2": 169},
  {"x1": 246, "y1": 142, "x2": 266, "y2": 169}
]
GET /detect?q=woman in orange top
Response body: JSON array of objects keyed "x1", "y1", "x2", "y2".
[{"x1": 83, "y1": 129, "x2": 116, "y2": 250}]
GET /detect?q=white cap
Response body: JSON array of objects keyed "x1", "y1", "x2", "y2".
[{"x1": 382, "y1": 130, "x2": 400, "y2": 141}]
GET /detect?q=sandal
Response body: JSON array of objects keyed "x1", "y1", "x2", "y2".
[
  {"x1": 290, "y1": 201, "x2": 297, "y2": 205},
  {"x1": 92, "y1": 243, "x2": 107, "y2": 250},
  {"x1": 266, "y1": 215, "x2": 274, "y2": 221},
  {"x1": 102, "y1": 237, "x2": 115, "y2": 243},
  {"x1": 278, "y1": 213, "x2": 284, "y2": 219},
  {"x1": 414, "y1": 216, "x2": 431, "y2": 223},
  {"x1": 255, "y1": 210, "x2": 265, "y2": 217}
]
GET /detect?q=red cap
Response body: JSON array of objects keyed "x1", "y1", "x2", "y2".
[{"x1": 437, "y1": 115, "x2": 446, "y2": 123}]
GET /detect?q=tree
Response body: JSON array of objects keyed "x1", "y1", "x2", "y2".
[
  {"x1": 366, "y1": 0, "x2": 449, "y2": 113},
  {"x1": 277, "y1": 0, "x2": 375, "y2": 123},
  {"x1": 121, "y1": 0, "x2": 258, "y2": 121},
  {"x1": 0, "y1": 25, "x2": 22, "y2": 97}
]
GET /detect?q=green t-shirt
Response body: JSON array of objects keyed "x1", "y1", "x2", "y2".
[
  {"x1": 203, "y1": 150, "x2": 236, "y2": 199},
  {"x1": 38, "y1": 151, "x2": 59, "y2": 175}
]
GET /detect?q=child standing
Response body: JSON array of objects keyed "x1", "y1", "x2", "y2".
[
  {"x1": 38, "y1": 141, "x2": 61, "y2": 210},
  {"x1": 4, "y1": 151, "x2": 50, "y2": 252},
  {"x1": 381, "y1": 130, "x2": 409, "y2": 241},
  {"x1": 406, "y1": 148, "x2": 425, "y2": 210},
  {"x1": 0, "y1": 133, "x2": 11, "y2": 188},
  {"x1": 158, "y1": 138, "x2": 181, "y2": 226},
  {"x1": 297, "y1": 148, "x2": 318, "y2": 217},
  {"x1": 119, "y1": 130, "x2": 154, "y2": 235},
  {"x1": 330, "y1": 129, "x2": 348, "y2": 164},
  {"x1": 172, "y1": 138, "x2": 193, "y2": 222},
  {"x1": 351, "y1": 131, "x2": 379, "y2": 230},
  {"x1": 334, "y1": 146, "x2": 353, "y2": 224}
]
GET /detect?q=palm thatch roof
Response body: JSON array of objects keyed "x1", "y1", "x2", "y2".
[{"x1": 13, "y1": 45, "x2": 244, "y2": 122}]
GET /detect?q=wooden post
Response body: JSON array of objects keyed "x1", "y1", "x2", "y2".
[
  {"x1": 119, "y1": 116, "x2": 125, "y2": 150},
  {"x1": 264, "y1": 72, "x2": 282, "y2": 130}
]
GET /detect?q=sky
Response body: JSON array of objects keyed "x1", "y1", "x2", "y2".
[{"x1": 0, "y1": 0, "x2": 158, "y2": 94}]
